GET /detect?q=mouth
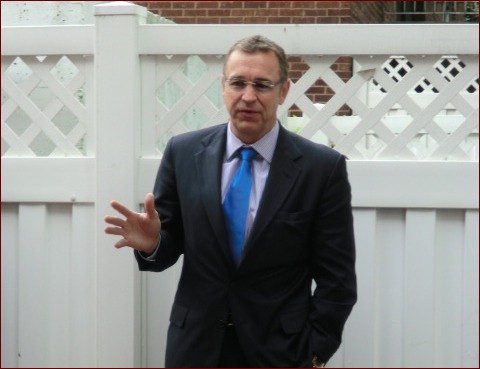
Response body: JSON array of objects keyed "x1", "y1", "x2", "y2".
[{"x1": 237, "y1": 109, "x2": 260, "y2": 118}]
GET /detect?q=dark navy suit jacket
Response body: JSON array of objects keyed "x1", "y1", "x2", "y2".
[{"x1": 135, "y1": 123, "x2": 357, "y2": 367}]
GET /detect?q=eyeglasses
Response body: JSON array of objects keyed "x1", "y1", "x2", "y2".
[{"x1": 224, "y1": 78, "x2": 282, "y2": 93}]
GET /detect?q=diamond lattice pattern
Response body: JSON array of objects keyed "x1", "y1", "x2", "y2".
[
  {"x1": 2, "y1": 53, "x2": 477, "y2": 160},
  {"x1": 2, "y1": 55, "x2": 88, "y2": 157},
  {"x1": 153, "y1": 54, "x2": 478, "y2": 160}
]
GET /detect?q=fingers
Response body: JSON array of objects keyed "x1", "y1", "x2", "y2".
[
  {"x1": 104, "y1": 214, "x2": 126, "y2": 237},
  {"x1": 110, "y1": 200, "x2": 133, "y2": 218},
  {"x1": 114, "y1": 238, "x2": 129, "y2": 249},
  {"x1": 144, "y1": 192, "x2": 158, "y2": 220},
  {"x1": 104, "y1": 224, "x2": 130, "y2": 249},
  {"x1": 104, "y1": 193, "x2": 161, "y2": 251},
  {"x1": 104, "y1": 225, "x2": 124, "y2": 236},
  {"x1": 104, "y1": 215, "x2": 125, "y2": 228}
]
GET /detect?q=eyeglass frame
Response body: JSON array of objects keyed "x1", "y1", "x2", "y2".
[{"x1": 223, "y1": 76, "x2": 285, "y2": 93}]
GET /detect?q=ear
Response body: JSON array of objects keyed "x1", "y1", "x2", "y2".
[
  {"x1": 278, "y1": 79, "x2": 290, "y2": 105},
  {"x1": 221, "y1": 74, "x2": 227, "y2": 95}
]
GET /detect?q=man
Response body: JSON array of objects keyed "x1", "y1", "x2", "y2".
[{"x1": 105, "y1": 35, "x2": 356, "y2": 368}]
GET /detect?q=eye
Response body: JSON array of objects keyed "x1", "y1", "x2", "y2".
[
  {"x1": 253, "y1": 81, "x2": 273, "y2": 92},
  {"x1": 228, "y1": 79, "x2": 247, "y2": 90}
]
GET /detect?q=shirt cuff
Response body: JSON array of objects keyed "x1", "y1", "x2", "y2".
[{"x1": 138, "y1": 234, "x2": 161, "y2": 261}]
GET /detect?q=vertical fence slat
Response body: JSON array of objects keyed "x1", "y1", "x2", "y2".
[
  {"x1": 1, "y1": 204, "x2": 19, "y2": 368},
  {"x1": 44, "y1": 204, "x2": 72, "y2": 367},
  {"x1": 18, "y1": 204, "x2": 49, "y2": 367},
  {"x1": 69, "y1": 204, "x2": 97, "y2": 367},
  {"x1": 375, "y1": 209, "x2": 406, "y2": 367},
  {"x1": 434, "y1": 210, "x2": 464, "y2": 366},
  {"x1": 462, "y1": 210, "x2": 479, "y2": 367},
  {"x1": 404, "y1": 209, "x2": 437, "y2": 367}
]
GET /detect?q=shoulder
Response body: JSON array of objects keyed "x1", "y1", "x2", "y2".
[{"x1": 167, "y1": 123, "x2": 227, "y2": 151}]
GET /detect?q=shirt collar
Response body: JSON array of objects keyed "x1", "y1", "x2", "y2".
[{"x1": 225, "y1": 121, "x2": 279, "y2": 164}]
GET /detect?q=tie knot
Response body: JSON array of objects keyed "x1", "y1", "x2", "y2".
[{"x1": 240, "y1": 147, "x2": 255, "y2": 162}]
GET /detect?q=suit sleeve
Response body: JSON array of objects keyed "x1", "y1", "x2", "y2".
[
  {"x1": 309, "y1": 154, "x2": 357, "y2": 363},
  {"x1": 135, "y1": 138, "x2": 185, "y2": 272}
]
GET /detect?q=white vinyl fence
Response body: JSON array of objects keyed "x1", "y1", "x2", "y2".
[{"x1": 1, "y1": 2, "x2": 478, "y2": 368}]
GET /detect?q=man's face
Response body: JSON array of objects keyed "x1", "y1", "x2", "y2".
[{"x1": 222, "y1": 50, "x2": 290, "y2": 144}]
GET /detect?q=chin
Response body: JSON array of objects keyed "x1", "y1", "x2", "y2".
[
  {"x1": 237, "y1": 121, "x2": 261, "y2": 133},
  {"x1": 235, "y1": 124, "x2": 264, "y2": 143}
]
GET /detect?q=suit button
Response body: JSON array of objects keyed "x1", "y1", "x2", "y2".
[{"x1": 219, "y1": 313, "x2": 234, "y2": 328}]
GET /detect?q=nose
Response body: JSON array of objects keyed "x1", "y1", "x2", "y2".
[{"x1": 241, "y1": 84, "x2": 257, "y2": 103}]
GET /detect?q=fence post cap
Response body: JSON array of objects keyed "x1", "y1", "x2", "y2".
[{"x1": 94, "y1": 1, "x2": 147, "y2": 17}]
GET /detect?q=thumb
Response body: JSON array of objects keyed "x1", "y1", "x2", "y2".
[{"x1": 144, "y1": 192, "x2": 158, "y2": 220}]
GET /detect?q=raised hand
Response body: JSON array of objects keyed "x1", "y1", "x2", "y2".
[{"x1": 104, "y1": 192, "x2": 161, "y2": 255}]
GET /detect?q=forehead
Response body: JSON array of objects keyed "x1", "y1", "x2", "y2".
[{"x1": 224, "y1": 50, "x2": 281, "y2": 80}]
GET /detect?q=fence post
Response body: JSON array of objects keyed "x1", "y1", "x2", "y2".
[{"x1": 94, "y1": 2, "x2": 146, "y2": 367}]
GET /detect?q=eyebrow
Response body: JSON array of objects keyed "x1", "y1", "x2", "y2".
[{"x1": 228, "y1": 76, "x2": 274, "y2": 82}]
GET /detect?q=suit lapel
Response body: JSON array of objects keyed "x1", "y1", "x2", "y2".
[
  {"x1": 193, "y1": 124, "x2": 303, "y2": 269},
  {"x1": 242, "y1": 127, "x2": 302, "y2": 261},
  {"x1": 194, "y1": 125, "x2": 234, "y2": 266}
]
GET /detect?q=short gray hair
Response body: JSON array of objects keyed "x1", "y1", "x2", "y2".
[{"x1": 224, "y1": 35, "x2": 289, "y2": 83}]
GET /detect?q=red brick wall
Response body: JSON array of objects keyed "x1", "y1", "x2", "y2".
[{"x1": 135, "y1": 1, "x2": 355, "y2": 24}]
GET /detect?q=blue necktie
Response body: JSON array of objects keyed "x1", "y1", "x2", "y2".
[{"x1": 223, "y1": 147, "x2": 255, "y2": 266}]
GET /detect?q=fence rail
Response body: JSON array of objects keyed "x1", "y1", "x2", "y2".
[{"x1": 1, "y1": 2, "x2": 478, "y2": 368}]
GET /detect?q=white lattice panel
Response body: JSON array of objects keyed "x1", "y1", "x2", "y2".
[
  {"x1": 150, "y1": 53, "x2": 478, "y2": 160},
  {"x1": 2, "y1": 53, "x2": 478, "y2": 161},
  {"x1": 153, "y1": 54, "x2": 228, "y2": 150},
  {"x1": 2, "y1": 55, "x2": 89, "y2": 157}
]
